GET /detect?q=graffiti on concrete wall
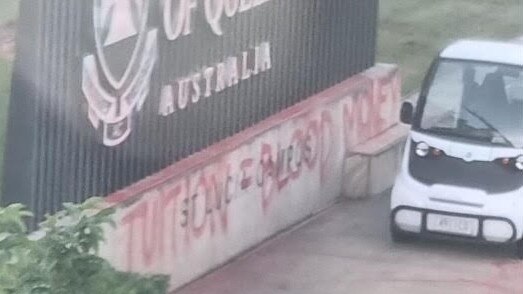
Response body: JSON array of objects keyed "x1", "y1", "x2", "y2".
[
  {"x1": 101, "y1": 64, "x2": 400, "y2": 290},
  {"x1": 343, "y1": 69, "x2": 401, "y2": 149},
  {"x1": 113, "y1": 107, "x2": 335, "y2": 270}
]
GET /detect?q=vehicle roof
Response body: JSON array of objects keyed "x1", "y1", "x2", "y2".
[{"x1": 440, "y1": 40, "x2": 523, "y2": 66}]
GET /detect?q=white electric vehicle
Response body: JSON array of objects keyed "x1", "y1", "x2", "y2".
[{"x1": 391, "y1": 40, "x2": 523, "y2": 258}]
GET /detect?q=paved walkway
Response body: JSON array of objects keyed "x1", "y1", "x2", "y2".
[{"x1": 177, "y1": 193, "x2": 522, "y2": 294}]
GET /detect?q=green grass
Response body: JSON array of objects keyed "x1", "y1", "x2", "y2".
[
  {"x1": 0, "y1": 0, "x2": 19, "y2": 24},
  {"x1": 0, "y1": 59, "x2": 12, "y2": 195},
  {"x1": 0, "y1": 0, "x2": 19, "y2": 195},
  {"x1": 377, "y1": 0, "x2": 523, "y2": 94}
]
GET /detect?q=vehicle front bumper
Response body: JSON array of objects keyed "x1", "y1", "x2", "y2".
[
  {"x1": 391, "y1": 171, "x2": 523, "y2": 243},
  {"x1": 391, "y1": 205, "x2": 518, "y2": 243}
]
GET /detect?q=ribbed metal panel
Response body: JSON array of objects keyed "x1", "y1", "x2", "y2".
[{"x1": 2, "y1": 0, "x2": 378, "y2": 224}]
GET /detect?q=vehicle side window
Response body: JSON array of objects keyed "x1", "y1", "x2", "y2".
[{"x1": 505, "y1": 75, "x2": 523, "y2": 103}]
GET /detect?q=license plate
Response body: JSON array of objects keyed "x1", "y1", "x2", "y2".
[{"x1": 426, "y1": 214, "x2": 479, "y2": 237}]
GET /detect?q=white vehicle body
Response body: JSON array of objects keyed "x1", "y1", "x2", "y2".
[{"x1": 391, "y1": 40, "x2": 523, "y2": 256}]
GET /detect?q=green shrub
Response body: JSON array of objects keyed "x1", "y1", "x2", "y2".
[{"x1": 0, "y1": 198, "x2": 169, "y2": 294}]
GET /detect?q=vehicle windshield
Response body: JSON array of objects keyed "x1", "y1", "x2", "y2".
[{"x1": 418, "y1": 59, "x2": 523, "y2": 148}]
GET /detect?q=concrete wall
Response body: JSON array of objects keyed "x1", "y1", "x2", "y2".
[
  {"x1": 101, "y1": 64, "x2": 401, "y2": 291},
  {"x1": 343, "y1": 123, "x2": 409, "y2": 199}
]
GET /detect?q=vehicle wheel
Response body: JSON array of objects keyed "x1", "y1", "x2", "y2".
[
  {"x1": 516, "y1": 239, "x2": 523, "y2": 260},
  {"x1": 390, "y1": 223, "x2": 415, "y2": 243}
]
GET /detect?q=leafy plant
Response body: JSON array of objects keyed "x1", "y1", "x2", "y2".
[{"x1": 0, "y1": 198, "x2": 169, "y2": 294}]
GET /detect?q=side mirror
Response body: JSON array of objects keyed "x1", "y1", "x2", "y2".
[{"x1": 400, "y1": 101, "x2": 414, "y2": 125}]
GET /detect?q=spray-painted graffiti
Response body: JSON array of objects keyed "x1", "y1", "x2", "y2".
[
  {"x1": 343, "y1": 69, "x2": 401, "y2": 150},
  {"x1": 256, "y1": 111, "x2": 335, "y2": 212},
  {"x1": 115, "y1": 108, "x2": 336, "y2": 271},
  {"x1": 120, "y1": 174, "x2": 231, "y2": 270},
  {"x1": 102, "y1": 65, "x2": 401, "y2": 290}
]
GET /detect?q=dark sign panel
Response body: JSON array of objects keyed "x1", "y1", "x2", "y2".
[{"x1": 2, "y1": 0, "x2": 377, "y2": 222}]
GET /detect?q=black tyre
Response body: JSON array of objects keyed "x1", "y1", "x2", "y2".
[
  {"x1": 516, "y1": 239, "x2": 523, "y2": 260},
  {"x1": 390, "y1": 222, "x2": 416, "y2": 243}
]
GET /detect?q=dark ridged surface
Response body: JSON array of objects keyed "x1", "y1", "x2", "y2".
[{"x1": 2, "y1": 0, "x2": 378, "y2": 224}]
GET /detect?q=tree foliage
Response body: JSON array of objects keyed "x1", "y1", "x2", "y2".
[{"x1": 0, "y1": 199, "x2": 169, "y2": 294}]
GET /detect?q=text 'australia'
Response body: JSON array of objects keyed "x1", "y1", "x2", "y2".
[{"x1": 159, "y1": 42, "x2": 272, "y2": 116}]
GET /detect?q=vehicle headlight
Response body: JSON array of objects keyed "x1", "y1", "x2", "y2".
[
  {"x1": 515, "y1": 156, "x2": 523, "y2": 171},
  {"x1": 415, "y1": 142, "x2": 430, "y2": 157}
]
